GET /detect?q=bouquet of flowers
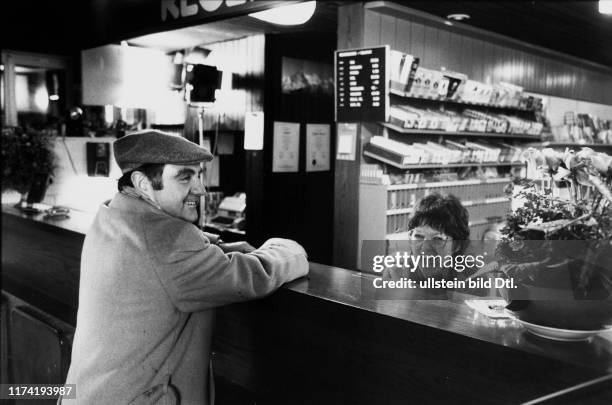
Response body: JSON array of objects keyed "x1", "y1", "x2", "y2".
[
  {"x1": 492, "y1": 147, "x2": 612, "y2": 330},
  {"x1": 499, "y1": 147, "x2": 612, "y2": 294}
]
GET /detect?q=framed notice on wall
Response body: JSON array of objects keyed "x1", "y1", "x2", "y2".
[
  {"x1": 336, "y1": 122, "x2": 357, "y2": 161},
  {"x1": 272, "y1": 121, "x2": 300, "y2": 172},
  {"x1": 306, "y1": 124, "x2": 331, "y2": 172},
  {"x1": 335, "y1": 45, "x2": 389, "y2": 122}
]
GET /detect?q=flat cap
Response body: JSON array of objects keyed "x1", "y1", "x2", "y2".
[{"x1": 114, "y1": 130, "x2": 213, "y2": 173}]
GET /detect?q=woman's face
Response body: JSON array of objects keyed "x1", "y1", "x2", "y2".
[
  {"x1": 409, "y1": 224, "x2": 454, "y2": 256},
  {"x1": 409, "y1": 224, "x2": 454, "y2": 280}
]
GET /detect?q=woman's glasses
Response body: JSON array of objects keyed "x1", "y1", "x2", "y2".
[{"x1": 409, "y1": 229, "x2": 452, "y2": 250}]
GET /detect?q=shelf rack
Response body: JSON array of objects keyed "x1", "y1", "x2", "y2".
[
  {"x1": 380, "y1": 122, "x2": 542, "y2": 140},
  {"x1": 363, "y1": 150, "x2": 525, "y2": 170},
  {"x1": 389, "y1": 88, "x2": 537, "y2": 112},
  {"x1": 530, "y1": 142, "x2": 612, "y2": 149}
]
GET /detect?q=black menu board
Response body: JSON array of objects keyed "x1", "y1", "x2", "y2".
[{"x1": 335, "y1": 45, "x2": 388, "y2": 122}]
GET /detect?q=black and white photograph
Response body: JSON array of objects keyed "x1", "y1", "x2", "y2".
[{"x1": 2, "y1": 1, "x2": 612, "y2": 404}]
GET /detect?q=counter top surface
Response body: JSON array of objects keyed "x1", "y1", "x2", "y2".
[{"x1": 3, "y1": 204, "x2": 612, "y2": 374}]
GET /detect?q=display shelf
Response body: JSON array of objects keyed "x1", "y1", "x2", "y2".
[
  {"x1": 363, "y1": 150, "x2": 525, "y2": 170},
  {"x1": 387, "y1": 178, "x2": 510, "y2": 191},
  {"x1": 380, "y1": 122, "x2": 542, "y2": 140},
  {"x1": 389, "y1": 88, "x2": 537, "y2": 112},
  {"x1": 531, "y1": 141, "x2": 612, "y2": 149},
  {"x1": 386, "y1": 197, "x2": 509, "y2": 216}
]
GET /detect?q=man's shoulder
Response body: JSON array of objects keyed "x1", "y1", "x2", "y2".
[{"x1": 143, "y1": 214, "x2": 208, "y2": 254}]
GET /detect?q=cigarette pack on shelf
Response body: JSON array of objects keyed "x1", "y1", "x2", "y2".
[
  {"x1": 442, "y1": 71, "x2": 468, "y2": 99},
  {"x1": 411, "y1": 143, "x2": 435, "y2": 163},
  {"x1": 458, "y1": 80, "x2": 493, "y2": 104},
  {"x1": 498, "y1": 142, "x2": 523, "y2": 162},
  {"x1": 444, "y1": 140, "x2": 473, "y2": 162},
  {"x1": 463, "y1": 141, "x2": 501, "y2": 163},
  {"x1": 519, "y1": 95, "x2": 544, "y2": 111},
  {"x1": 490, "y1": 83, "x2": 510, "y2": 106},
  {"x1": 389, "y1": 50, "x2": 420, "y2": 93},
  {"x1": 426, "y1": 141, "x2": 463, "y2": 164},
  {"x1": 463, "y1": 109, "x2": 510, "y2": 134},
  {"x1": 365, "y1": 136, "x2": 422, "y2": 166},
  {"x1": 551, "y1": 114, "x2": 612, "y2": 144},
  {"x1": 360, "y1": 164, "x2": 388, "y2": 184},
  {"x1": 426, "y1": 69, "x2": 446, "y2": 99},
  {"x1": 410, "y1": 67, "x2": 438, "y2": 98},
  {"x1": 498, "y1": 82, "x2": 523, "y2": 108},
  {"x1": 388, "y1": 105, "x2": 421, "y2": 128}
]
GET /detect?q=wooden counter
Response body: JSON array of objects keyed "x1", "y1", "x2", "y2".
[{"x1": 2, "y1": 205, "x2": 612, "y2": 404}]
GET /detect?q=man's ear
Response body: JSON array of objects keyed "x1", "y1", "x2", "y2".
[{"x1": 131, "y1": 171, "x2": 152, "y2": 196}]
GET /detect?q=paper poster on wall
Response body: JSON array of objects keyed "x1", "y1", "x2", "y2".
[
  {"x1": 272, "y1": 121, "x2": 300, "y2": 172},
  {"x1": 306, "y1": 124, "x2": 330, "y2": 172},
  {"x1": 244, "y1": 111, "x2": 264, "y2": 150},
  {"x1": 336, "y1": 122, "x2": 357, "y2": 161}
]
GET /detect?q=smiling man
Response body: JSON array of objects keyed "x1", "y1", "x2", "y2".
[{"x1": 62, "y1": 130, "x2": 308, "y2": 404}]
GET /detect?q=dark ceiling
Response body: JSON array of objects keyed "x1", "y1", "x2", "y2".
[
  {"x1": 1, "y1": 1, "x2": 611, "y2": 69},
  {"x1": 399, "y1": 1, "x2": 612, "y2": 69}
]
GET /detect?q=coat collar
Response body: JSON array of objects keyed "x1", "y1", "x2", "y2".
[{"x1": 107, "y1": 192, "x2": 167, "y2": 217}]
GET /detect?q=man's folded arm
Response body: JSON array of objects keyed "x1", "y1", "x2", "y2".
[{"x1": 149, "y1": 223, "x2": 308, "y2": 312}]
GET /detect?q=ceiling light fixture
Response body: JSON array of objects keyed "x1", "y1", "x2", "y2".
[
  {"x1": 249, "y1": 1, "x2": 316, "y2": 25},
  {"x1": 600, "y1": 0, "x2": 612, "y2": 14},
  {"x1": 444, "y1": 20, "x2": 454, "y2": 26},
  {"x1": 446, "y1": 13, "x2": 470, "y2": 21}
]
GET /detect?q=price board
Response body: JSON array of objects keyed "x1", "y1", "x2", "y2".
[{"x1": 335, "y1": 45, "x2": 389, "y2": 122}]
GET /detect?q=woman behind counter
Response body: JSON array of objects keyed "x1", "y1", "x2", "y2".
[{"x1": 382, "y1": 193, "x2": 471, "y2": 296}]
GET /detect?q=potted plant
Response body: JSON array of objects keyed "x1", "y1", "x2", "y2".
[
  {"x1": 1, "y1": 126, "x2": 56, "y2": 209},
  {"x1": 495, "y1": 147, "x2": 612, "y2": 332}
]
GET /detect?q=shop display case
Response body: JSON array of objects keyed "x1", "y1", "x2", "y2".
[{"x1": 352, "y1": 46, "x2": 547, "y2": 266}]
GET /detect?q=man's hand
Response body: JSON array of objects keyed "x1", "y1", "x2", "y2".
[{"x1": 219, "y1": 241, "x2": 256, "y2": 254}]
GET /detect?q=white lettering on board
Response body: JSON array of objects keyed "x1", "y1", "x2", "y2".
[{"x1": 162, "y1": 0, "x2": 251, "y2": 21}]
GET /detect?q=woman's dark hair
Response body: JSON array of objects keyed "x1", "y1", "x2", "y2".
[
  {"x1": 117, "y1": 163, "x2": 165, "y2": 192},
  {"x1": 409, "y1": 193, "x2": 470, "y2": 252}
]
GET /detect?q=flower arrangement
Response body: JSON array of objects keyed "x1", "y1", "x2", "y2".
[
  {"x1": 1, "y1": 126, "x2": 56, "y2": 202},
  {"x1": 494, "y1": 147, "x2": 612, "y2": 330}
]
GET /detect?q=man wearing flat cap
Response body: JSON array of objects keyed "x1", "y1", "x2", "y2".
[{"x1": 62, "y1": 130, "x2": 309, "y2": 404}]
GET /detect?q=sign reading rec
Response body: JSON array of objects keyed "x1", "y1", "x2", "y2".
[{"x1": 335, "y1": 46, "x2": 389, "y2": 122}]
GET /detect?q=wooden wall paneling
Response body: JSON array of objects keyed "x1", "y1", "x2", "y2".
[
  {"x1": 379, "y1": 14, "x2": 396, "y2": 48},
  {"x1": 481, "y1": 40, "x2": 494, "y2": 84},
  {"x1": 448, "y1": 32, "x2": 463, "y2": 74},
  {"x1": 423, "y1": 25, "x2": 439, "y2": 69},
  {"x1": 334, "y1": 4, "x2": 366, "y2": 269},
  {"x1": 438, "y1": 29, "x2": 451, "y2": 72},
  {"x1": 365, "y1": 2, "x2": 612, "y2": 104},
  {"x1": 337, "y1": 3, "x2": 364, "y2": 50},
  {"x1": 395, "y1": 19, "x2": 412, "y2": 56},
  {"x1": 490, "y1": 43, "x2": 503, "y2": 84},
  {"x1": 363, "y1": 10, "x2": 382, "y2": 47},
  {"x1": 410, "y1": 22, "x2": 425, "y2": 64},
  {"x1": 529, "y1": 54, "x2": 543, "y2": 94},
  {"x1": 542, "y1": 54, "x2": 554, "y2": 95},
  {"x1": 460, "y1": 35, "x2": 475, "y2": 80},
  {"x1": 472, "y1": 38, "x2": 485, "y2": 82},
  {"x1": 333, "y1": 126, "x2": 362, "y2": 269},
  {"x1": 541, "y1": 55, "x2": 552, "y2": 95}
]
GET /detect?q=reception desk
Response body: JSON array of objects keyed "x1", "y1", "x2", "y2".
[{"x1": 2, "y1": 205, "x2": 612, "y2": 404}]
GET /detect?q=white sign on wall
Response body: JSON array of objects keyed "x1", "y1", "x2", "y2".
[
  {"x1": 272, "y1": 121, "x2": 300, "y2": 172},
  {"x1": 306, "y1": 124, "x2": 330, "y2": 172}
]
